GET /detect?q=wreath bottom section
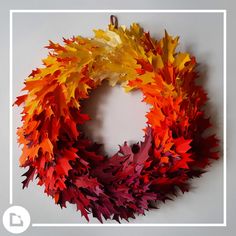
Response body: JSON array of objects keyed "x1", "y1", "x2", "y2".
[{"x1": 21, "y1": 124, "x2": 218, "y2": 223}]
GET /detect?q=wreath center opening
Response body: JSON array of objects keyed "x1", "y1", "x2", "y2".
[{"x1": 80, "y1": 81, "x2": 150, "y2": 156}]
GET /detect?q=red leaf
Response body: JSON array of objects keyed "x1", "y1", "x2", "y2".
[
  {"x1": 22, "y1": 166, "x2": 36, "y2": 189},
  {"x1": 133, "y1": 126, "x2": 153, "y2": 164},
  {"x1": 55, "y1": 158, "x2": 72, "y2": 176},
  {"x1": 174, "y1": 137, "x2": 192, "y2": 154}
]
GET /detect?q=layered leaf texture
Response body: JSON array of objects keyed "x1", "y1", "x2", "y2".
[{"x1": 15, "y1": 23, "x2": 219, "y2": 222}]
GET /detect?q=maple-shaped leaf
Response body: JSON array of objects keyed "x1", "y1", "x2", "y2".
[
  {"x1": 22, "y1": 166, "x2": 36, "y2": 189},
  {"x1": 55, "y1": 158, "x2": 72, "y2": 176},
  {"x1": 170, "y1": 153, "x2": 193, "y2": 171},
  {"x1": 133, "y1": 126, "x2": 153, "y2": 164},
  {"x1": 41, "y1": 137, "x2": 53, "y2": 156},
  {"x1": 55, "y1": 148, "x2": 79, "y2": 176},
  {"x1": 161, "y1": 30, "x2": 179, "y2": 64},
  {"x1": 74, "y1": 192, "x2": 90, "y2": 221},
  {"x1": 74, "y1": 176, "x2": 101, "y2": 193},
  {"x1": 174, "y1": 137, "x2": 192, "y2": 154}
]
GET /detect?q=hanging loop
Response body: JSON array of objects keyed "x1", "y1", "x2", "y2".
[{"x1": 110, "y1": 15, "x2": 118, "y2": 29}]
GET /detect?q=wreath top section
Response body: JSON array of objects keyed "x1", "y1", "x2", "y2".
[{"x1": 16, "y1": 22, "x2": 196, "y2": 105}]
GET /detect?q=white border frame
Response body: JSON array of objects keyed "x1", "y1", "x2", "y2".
[{"x1": 9, "y1": 9, "x2": 227, "y2": 228}]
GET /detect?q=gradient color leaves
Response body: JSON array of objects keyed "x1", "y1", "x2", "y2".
[{"x1": 15, "y1": 22, "x2": 219, "y2": 222}]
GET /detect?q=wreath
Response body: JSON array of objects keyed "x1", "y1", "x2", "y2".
[{"x1": 15, "y1": 16, "x2": 219, "y2": 223}]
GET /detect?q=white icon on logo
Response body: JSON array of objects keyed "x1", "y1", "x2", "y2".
[{"x1": 2, "y1": 206, "x2": 30, "y2": 234}]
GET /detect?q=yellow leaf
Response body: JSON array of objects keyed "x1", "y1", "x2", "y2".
[
  {"x1": 151, "y1": 55, "x2": 164, "y2": 71},
  {"x1": 174, "y1": 53, "x2": 191, "y2": 70},
  {"x1": 161, "y1": 30, "x2": 179, "y2": 64}
]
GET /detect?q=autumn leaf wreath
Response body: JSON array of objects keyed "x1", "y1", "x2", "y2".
[{"x1": 15, "y1": 16, "x2": 219, "y2": 222}]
